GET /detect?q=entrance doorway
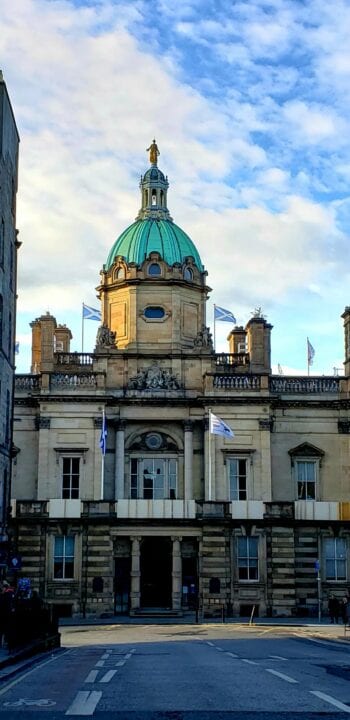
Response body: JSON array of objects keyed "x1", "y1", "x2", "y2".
[
  {"x1": 114, "y1": 557, "x2": 131, "y2": 614},
  {"x1": 140, "y1": 537, "x2": 172, "y2": 608}
]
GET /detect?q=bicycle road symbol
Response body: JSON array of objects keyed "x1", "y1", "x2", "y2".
[{"x1": 3, "y1": 698, "x2": 56, "y2": 707}]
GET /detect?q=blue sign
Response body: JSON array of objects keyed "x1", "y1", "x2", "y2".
[{"x1": 9, "y1": 555, "x2": 22, "y2": 570}]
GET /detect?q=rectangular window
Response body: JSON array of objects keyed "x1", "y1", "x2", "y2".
[
  {"x1": 62, "y1": 457, "x2": 80, "y2": 499},
  {"x1": 237, "y1": 536, "x2": 259, "y2": 580},
  {"x1": 325, "y1": 538, "x2": 347, "y2": 581},
  {"x1": 54, "y1": 535, "x2": 75, "y2": 579},
  {"x1": 296, "y1": 460, "x2": 316, "y2": 500},
  {"x1": 130, "y1": 458, "x2": 177, "y2": 499},
  {"x1": 228, "y1": 458, "x2": 247, "y2": 500}
]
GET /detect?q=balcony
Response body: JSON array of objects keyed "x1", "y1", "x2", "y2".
[
  {"x1": 15, "y1": 375, "x2": 41, "y2": 392},
  {"x1": 214, "y1": 353, "x2": 250, "y2": 370},
  {"x1": 50, "y1": 372, "x2": 103, "y2": 390},
  {"x1": 55, "y1": 352, "x2": 94, "y2": 367},
  {"x1": 12, "y1": 500, "x2": 48, "y2": 517},
  {"x1": 270, "y1": 376, "x2": 340, "y2": 394},
  {"x1": 116, "y1": 499, "x2": 196, "y2": 519},
  {"x1": 213, "y1": 374, "x2": 261, "y2": 391}
]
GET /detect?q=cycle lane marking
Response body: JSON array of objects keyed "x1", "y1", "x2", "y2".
[
  {"x1": 0, "y1": 649, "x2": 73, "y2": 698},
  {"x1": 65, "y1": 690, "x2": 102, "y2": 716}
]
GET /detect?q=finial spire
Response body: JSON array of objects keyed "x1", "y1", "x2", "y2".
[{"x1": 147, "y1": 139, "x2": 160, "y2": 165}]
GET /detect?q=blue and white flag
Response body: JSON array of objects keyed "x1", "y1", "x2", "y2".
[
  {"x1": 210, "y1": 412, "x2": 234, "y2": 439},
  {"x1": 307, "y1": 338, "x2": 315, "y2": 365},
  {"x1": 99, "y1": 412, "x2": 107, "y2": 456},
  {"x1": 83, "y1": 303, "x2": 101, "y2": 321},
  {"x1": 214, "y1": 305, "x2": 236, "y2": 323}
]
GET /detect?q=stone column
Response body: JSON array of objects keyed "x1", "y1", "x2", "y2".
[
  {"x1": 130, "y1": 536, "x2": 141, "y2": 610},
  {"x1": 203, "y1": 416, "x2": 214, "y2": 501},
  {"x1": 172, "y1": 536, "x2": 182, "y2": 611},
  {"x1": 115, "y1": 421, "x2": 126, "y2": 500},
  {"x1": 184, "y1": 421, "x2": 193, "y2": 501}
]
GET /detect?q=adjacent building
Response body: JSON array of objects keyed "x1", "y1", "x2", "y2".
[
  {"x1": 0, "y1": 72, "x2": 19, "y2": 542},
  {"x1": 11, "y1": 141, "x2": 350, "y2": 618}
]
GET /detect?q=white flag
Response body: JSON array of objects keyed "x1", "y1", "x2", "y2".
[
  {"x1": 307, "y1": 337, "x2": 315, "y2": 365},
  {"x1": 210, "y1": 412, "x2": 234, "y2": 439}
]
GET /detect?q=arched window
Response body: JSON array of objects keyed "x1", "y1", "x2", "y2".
[
  {"x1": 151, "y1": 189, "x2": 157, "y2": 206},
  {"x1": 114, "y1": 267, "x2": 125, "y2": 280},
  {"x1": 184, "y1": 267, "x2": 193, "y2": 281},
  {"x1": 144, "y1": 306, "x2": 165, "y2": 319},
  {"x1": 148, "y1": 263, "x2": 161, "y2": 276}
]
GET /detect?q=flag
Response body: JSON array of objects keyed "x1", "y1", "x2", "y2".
[
  {"x1": 83, "y1": 303, "x2": 101, "y2": 321},
  {"x1": 214, "y1": 305, "x2": 236, "y2": 323},
  {"x1": 210, "y1": 411, "x2": 234, "y2": 439},
  {"x1": 278, "y1": 363, "x2": 283, "y2": 375},
  {"x1": 99, "y1": 412, "x2": 107, "y2": 455},
  {"x1": 307, "y1": 338, "x2": 315, "y2": 365},
  {"x1": 14, "y1": 342, "x2": 19, "y2": 354}
]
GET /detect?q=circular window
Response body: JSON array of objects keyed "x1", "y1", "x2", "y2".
[
  {"x1": 148, "y1": 263, "x2": 161, "y2": 276},
  {"x1": 144, "y1": 306, "x2": 165, "y2": 319},
  {"x1": 145, "y1": 433, "x2": 162, "y2": 450}
]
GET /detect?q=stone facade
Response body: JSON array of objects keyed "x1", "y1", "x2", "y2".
[
  {"x1": 0, "y1": 72, "x2": 19, "y2": 540},
  {"x1": 10, "y1": 148, "x2": 350, "y2": 619}
]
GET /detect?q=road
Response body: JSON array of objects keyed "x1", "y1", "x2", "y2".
[{"x1": 0, "y1": 623, "x2": 350, "y2": 718}]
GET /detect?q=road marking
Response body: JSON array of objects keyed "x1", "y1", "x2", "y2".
[
  {"x1": 95, "y1": 660, "x2": 105, "y2": 667},
  {"x1": 216, "y1": 647, "x2": 224, "y2": 651},
  {"x1": 100, "y1": 669, "x2": 117, "y2": 683},
  {"x1": 115, "y1": 660, "x2": 125, "y2": 667},
  {"x1": 310, "y1": 690, "x2": 350, "y2": 713},
  {"x1": 207, "y1": 641, "x2": 214, "y2": 646},
  {"x1": 65, "y1": 691, "x2": 102, "y2": 715},
  {"x1": 266, "y1": 669, "x2": 298, "y2": 683},
  {"x1": 101, "y1": 653, "x2": 110, "y2": 659},
  {"x1": 84, "y1": 670, "x2": 99, "y2": 683},
  {"x1": 242, "y1": 659, "x2": 258, "y2": 665},
  {"x1": 225, "y1": 652, "x2": 239, "y2": 658},
  {"x1": 0, "y1": 649, "x2": 73, "y2": 697},
  {"x1": 269, "y1": 655, "x2": 287, "y2": 660},
  {"x1": 125, "y1": 653, "x2": 132, "y2": 659}
]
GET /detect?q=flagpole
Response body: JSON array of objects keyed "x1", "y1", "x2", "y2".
[
  {"x1": 82, "y1": 303, "x2": 85, "y2": 354},
  {"x1": 307, "y1": 337, "x2": 309, "y2": 377},
  {"x1": 101, "y1": 408, "x2": 105, "y2": 500},
  {"x1": 213, "y1": 306, "x2": 216, "y2": 352},
  {"x1": 208, "y1": 408, "x2": 212, "y2": 501}
]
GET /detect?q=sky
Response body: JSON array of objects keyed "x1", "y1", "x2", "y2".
[{"x1": 1, "y1": 0, "x2": 350, "y2": 375}]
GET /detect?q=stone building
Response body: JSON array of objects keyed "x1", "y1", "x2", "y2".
[
  {"x1": 0, "y1": 72, "x2": 20, "y2": 541},
  {"x1": 11, "y1": 141, "x2": 350, "y2": 618}
]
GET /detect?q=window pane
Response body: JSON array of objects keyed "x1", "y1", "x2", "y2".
[
  {"x1": 65, "y1": 536, "x2": 75, "y2": 555},
  {"x1": 326, "y1": 559, "x2": 335, "y2": 580},
  {"x1": 54, "y1": 536, "x2": 64, "y2": 556}
]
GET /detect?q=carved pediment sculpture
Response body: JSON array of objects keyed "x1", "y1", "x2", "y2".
[{"x1": 127, "y1": 364, "x2": 180, "y2": 390}]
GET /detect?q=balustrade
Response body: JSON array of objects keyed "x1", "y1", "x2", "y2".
[
  {"x1": 50, "y1": 372, "x2": 97, "y2": 388},
  {"x1": 215, "y1": 352, "x2": 249, "y2": 368},
  {"x1": 15, "y1": 374, "x2": 41, "y2": 391},
  {"x1": 270, "y1": 376, "x2": 340, "y2": 393},
  {"x1": 55, "y1": 352, "x2": 94, "y2": 366},
  {"x1": 213, "y1": 374, "x2": 261, "y2": 390}
]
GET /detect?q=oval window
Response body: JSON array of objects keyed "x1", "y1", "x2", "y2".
[
  {"x1": 148, "y1": 263, "x2": 161, "y2": 276},
  {"x1": 144, "y1": 307, "x2": 165, "y2": 319}
]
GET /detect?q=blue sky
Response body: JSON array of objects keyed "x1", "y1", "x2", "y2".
[{"x1": 1, "y1": 0, "x2": 350, "y2": 374}]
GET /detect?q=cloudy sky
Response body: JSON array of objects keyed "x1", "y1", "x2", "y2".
[{"x1": 2, "y1": 0, "x2": 350, "y2": 374}]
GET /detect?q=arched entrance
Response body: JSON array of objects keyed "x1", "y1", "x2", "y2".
[{"x1": 140, "y1": 537, "x2": 172, "y2": 608}]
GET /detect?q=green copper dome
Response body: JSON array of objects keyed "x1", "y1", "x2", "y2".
[
  {"x1": 105, "y1": 140, "x2": 204, "y2": 272},
  {"x1": 105, "y1": 218, "x2": 203, "y2": 271}
]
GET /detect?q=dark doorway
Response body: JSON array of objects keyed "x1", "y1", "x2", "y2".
[
  {"x1": 182, "y1": 556, "x2": 198, "y2": 609},
  {"x1": 140, "y1": 537, "x2": 172, "y2": 608},
  {"x1": 114, "y1": 557, "x2": 131, "y2": 614}
]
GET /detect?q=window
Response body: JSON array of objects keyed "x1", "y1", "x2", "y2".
[
  {"x1": 148, "y1": 263, "x2": 161, "y2": 276},
  {"x1": 130, "y1": 458, "x2": 177, "y2": 499},
  {"x1": 228, "y1": 457, "x2": 247, "y2": 500},
  {"x1": 184, "y1": 267, "x2": 193, "y2": 281},
  {"x1": 325, "y1": 538, "x2": 347, "y2": 581},
  {"x1": 114, "y1": 267, "x2": 125, "y2": 280},
  {"x1": 54, "y1": 536, "x2": 75, "y2": 579},
  {"x1": 62, "y1": 457, "x2": 80, "y2": 499},
  {"x1": 296, "y1": 460, "x2": 316, "y2": 500},
  {"x1": 237, "y1": 536, "x2": 259, "y2": 580},
  {"x1": 144, "y1": 306, "x2": 165, "y2": 319}
]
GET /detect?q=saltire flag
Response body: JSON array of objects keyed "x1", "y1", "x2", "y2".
[
  {"x1": 214, "y1": 305, "x2": 236, "y2": 323},
  {"x1": 277, "y1": 363, "x2": 283, "y2": 375},
  {"x1": 14, "y1": 342, "x2": 20, "y2": 354},
  {"x1": 99, "y1": 412, "x2": 107, "y2": 456},
  {"x1": 307, "y1": 338, "x2": 315, "y2": 365},
  {"x1": 210, "y1": 411, "x2": 234, "y2": 439},
  {"x1": 83, "y1": 303, "x2": 101, "y2": 321}
]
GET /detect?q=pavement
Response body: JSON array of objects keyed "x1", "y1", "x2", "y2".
[{"x1": 0, "y1": 614, "x2": 348, "y2": 683}]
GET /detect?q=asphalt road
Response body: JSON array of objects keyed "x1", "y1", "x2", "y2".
[{"x1": 0, "y1": 623, "x2": 350, "y2": 718}]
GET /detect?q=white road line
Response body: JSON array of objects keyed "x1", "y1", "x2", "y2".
[
  {"x1": 125, "y1": 653, "x2": 132, "y2": 659},
  {"x1": 100, "y1": 669, "x2": 117, "y2": 683},
  {"x1": 242, "y1": 659, "x2": 258, "y2": 665},
  {"x1": 207, "y1": 641, "x2": 214, "y2": 646},
  {"x1": 101, "y1": 653, "x2": 110, "y2": 659},
  {"x1": 216, "y1": 647, "x2": 224, "y2": 651},
  {"x1": 95, "y1": 660, "x2": 105, "y2": 668},
  {"x1": 310, "y1": 690, "x2": 350, "y2": 713},
  {"x1": 225, "y1": 652, "x2": 239, "y2": 658},
  {"x1": 115, "y1": 660, "x2": 125, "y2": 667},
  {"x1": 0, "y1": 650, "x2": 73, "y2": 698},
  {"x1": 65, "y1": 691, "x2": 102, "y2": 716},
  {"x1": 84, "y1": 670, "x2": 99, "y2": 683},
  {"x1": 266, "y1": 669, "x2": 298, "y2": 684},
  {"x1": 269, "y1": 655, "x2": 287, "y2": 660}
]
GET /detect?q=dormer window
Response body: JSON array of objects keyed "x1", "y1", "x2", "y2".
[
  {"x1": 148, "y1": 263, "x2": 161, "y2": 276},
  {"x1": 184, "y1": 267, "x2": 193, "y2": 281}
]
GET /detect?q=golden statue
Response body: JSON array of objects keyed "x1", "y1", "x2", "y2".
[{"x1": 147, "y1": 139, "x2": 160, "y2": 165}]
